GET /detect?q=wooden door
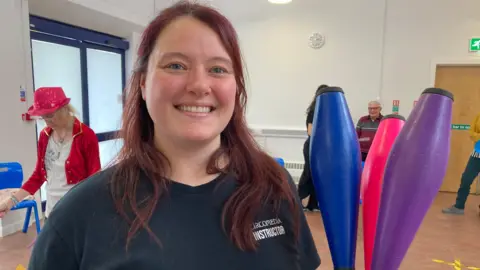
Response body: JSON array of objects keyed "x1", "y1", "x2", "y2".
[{"x1": 435, "y1": 65, "x2": 480, "y2": 193}]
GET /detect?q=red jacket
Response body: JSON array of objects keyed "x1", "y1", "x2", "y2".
[{"x1": 22, "y1": 118, "x2": 101, "y2": 195}]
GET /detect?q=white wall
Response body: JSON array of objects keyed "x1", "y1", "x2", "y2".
[
  {"x1": 381, "y1": 0, "x2": 480, "y2": 117},
  {"x1": 238, "y1": 0, "x2": 480, "y2": 163},
  {"x1": 67, "y1": 0, "x2": 155, "y2": 26},
  {"x1": 0, "y1": 0, "x2": 39, "y2": 237},
  {"x1": 125, "y1": 31, "x2": 142, "y2": 83},
  {"x1": 239, "y1": 0, "x2": 386, "y2": 130}
]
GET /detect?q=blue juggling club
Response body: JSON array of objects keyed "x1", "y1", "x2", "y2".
[{"x1": 310, "y1": 86, "x2": 362, "y2": 269}]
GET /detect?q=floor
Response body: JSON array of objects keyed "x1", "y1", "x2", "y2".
[
  {"x1": 310, "y1": 193, "x2": 480, "y2": 269},
  {"x1": 0, "y1": 193, "x2": 479, "y2": 270}
]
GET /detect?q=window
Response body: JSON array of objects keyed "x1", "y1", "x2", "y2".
[{"x1": 86, "y1": 48, "x2": 124, "y2": 134}]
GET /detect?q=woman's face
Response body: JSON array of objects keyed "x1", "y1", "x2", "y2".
[
  {"x1": 141, "y1": 16, "x2": 236, "y2": 147},
  {"x1": 41, "y1": 107, "x2": 68, "y2": 129}
]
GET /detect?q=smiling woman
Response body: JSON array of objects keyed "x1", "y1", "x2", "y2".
[
  {"x1": 142, "y1": 17, "x2": 237, "y2": 150},
  {"x1": 27, "y1": 1, "x2": 321, "y2": 270}
]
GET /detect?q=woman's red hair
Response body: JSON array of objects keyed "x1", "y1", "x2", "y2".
[{"x1": 111, "y1": 0, "x2": 299, "y2": 251}]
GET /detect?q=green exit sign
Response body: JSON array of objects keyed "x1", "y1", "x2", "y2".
[
  {"x1": 470, "y1": 38, "x2": 480, "y2": 52},
  {"x1": 452, "y1": 124, "x2": 470, "y2": 130}
]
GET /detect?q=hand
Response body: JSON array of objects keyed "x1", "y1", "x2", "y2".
[{"x1": 0, "y1": 198, "x2": 14, "y2": 218}]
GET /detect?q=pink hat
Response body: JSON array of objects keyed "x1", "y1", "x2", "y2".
[{"x1": 27, "y1": 87, "x2": 71, "y2": 116}]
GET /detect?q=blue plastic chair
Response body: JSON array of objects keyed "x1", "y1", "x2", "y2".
[
  {"x1": 0, "y1": 162, "x2": 41, "y2": 234},
  {"x1": 274, "y1": 157, "x2": 285, "y2": 167}
]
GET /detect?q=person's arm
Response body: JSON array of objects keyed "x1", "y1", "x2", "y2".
[
  {"x1": 20, "y1": 134, "x2": 48, "y2": 196},
  {"x1": 356, "y1": 118, "x2": 363, "y2": 138},
  {"x1": 284, "y1": 169, "x2": 321, "y2": 269},
  {"x1": 1, "y1": 135, "x2": 47, "y2": 216},
  {"x1": 469, "y1": 114, "x2": 480, "y2": 143},
  {"x1": 11, "y1": 189, "x2": 31, "y2": 203},
  {"x1": 28, "y1": 219, "x2": 79, "y2": 269},
  {"x1": 0, "y1": 188, "x2": 31, "y2": 217},
  {"x1": 297, "y1": 206, "x2": 321, "y2": 270},
  {"x1": 306, "y1": 110, "x2": 314, "y2": 136},
  {"x1": 83, "y1": 128, "x2": 101, "y2": 176}
]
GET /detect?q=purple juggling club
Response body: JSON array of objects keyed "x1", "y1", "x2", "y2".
[{"x1": 371, "y1": 88, "x2": 454, "y2": 270}]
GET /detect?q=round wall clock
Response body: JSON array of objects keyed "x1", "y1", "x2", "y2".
[{"x1": 309, "y1": 32, "x2": 325, "y2": 49}]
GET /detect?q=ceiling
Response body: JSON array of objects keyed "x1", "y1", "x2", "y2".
[
  {"x1": 28, "y1": 0, "x2": 322, "y2": 38},
  {"x1": 72, "y1": 0, "x2": 316, "y2": 24},
  {"x1": 28, "y1": 0, "x2": 145, "y2": 38}
]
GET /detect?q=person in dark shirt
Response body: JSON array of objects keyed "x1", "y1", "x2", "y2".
[
  {"x1": 28, "y1": 2, "x2": 320, "y2": 270},
  {"x1": 356, "y1": 100, "x2": 383, "y2": 161},
  {"x1": 297, "y1": 85, "x2": 328, "y2": 212}
]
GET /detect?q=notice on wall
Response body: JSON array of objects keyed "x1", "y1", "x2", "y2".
[
  {"x1": 392, "y1": 100, "x2": 400, "y2": 115},
  {"x1": 451, "y1": 124, "x2": 470, "y2": 130},
  {"x1": 20, "y1": 86, "x2": 26, "y2": 102}
]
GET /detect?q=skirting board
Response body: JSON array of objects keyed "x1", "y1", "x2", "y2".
[{"x1": 0, "y1": 216, "x2": 36, "y2": 237}]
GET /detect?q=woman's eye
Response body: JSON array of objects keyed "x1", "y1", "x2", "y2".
[
  {"x1": 166, "y1": 63, "x2": 185, "y2": 70},
  {"x1": 210, "y1": 66, "x2": 227, "y2": 74}
]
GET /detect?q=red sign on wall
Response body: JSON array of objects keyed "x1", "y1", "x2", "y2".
[{"x1": 392, "y1": 100, "x2": 400, "y2": 114}]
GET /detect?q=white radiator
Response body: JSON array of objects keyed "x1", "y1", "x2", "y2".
[{"x1": 284, "y1": 161, "x2": 305, "y2": 185}]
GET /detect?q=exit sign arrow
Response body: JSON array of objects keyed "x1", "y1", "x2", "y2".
[{"x1": 470, "y1": 38, "x2": 480, "y2": 52}]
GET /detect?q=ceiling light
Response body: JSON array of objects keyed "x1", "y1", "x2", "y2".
[{"x1": 268, "y1": 0, "x2": 292, "y2": 4}]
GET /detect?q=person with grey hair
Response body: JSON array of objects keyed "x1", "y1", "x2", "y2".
[{"x1": 356, "y1": 100, "x2": 383, "y2": 161}]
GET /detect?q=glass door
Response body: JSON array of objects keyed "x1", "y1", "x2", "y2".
[
  {"x1": 30, "y1": 39, "x2": 83, "y2": 203},
  {"x1": 86, "y1": 47, "x2": 125, "y2": 167},
  {"x1": 29, "y1": 17, "x2": 128, "y2": 212}
]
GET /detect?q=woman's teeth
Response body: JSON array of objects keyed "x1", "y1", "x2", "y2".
[{"x1": 177, "y1": 105, "x2": 212, "y2": 113}]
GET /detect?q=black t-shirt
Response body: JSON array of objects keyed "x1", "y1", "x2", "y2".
[
  {"x1": 29, "y1": 167, "x2": 320, "y2": 270},
  {"x1": 306, "y1": 109, "x2": 314, "y2": 128}
]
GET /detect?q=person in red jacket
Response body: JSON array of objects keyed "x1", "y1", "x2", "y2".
[{"x1": 0, "y1": 87, "x2": 100, "y2": 219}]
